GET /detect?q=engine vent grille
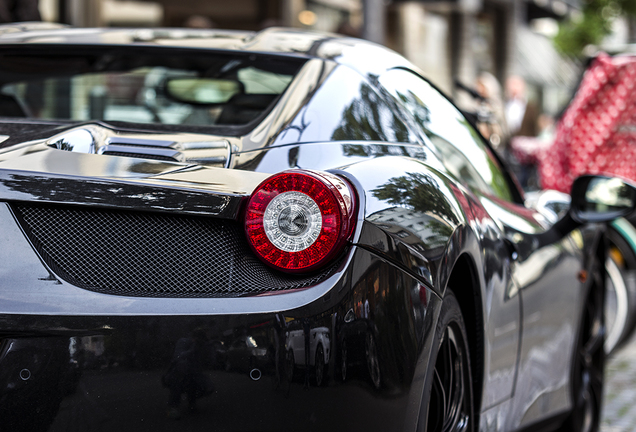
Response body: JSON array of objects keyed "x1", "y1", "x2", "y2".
[
  {"x1": 100, "y1": 151, "x2": 178, "y2": 162},
  {"x1": 45, "y1": 126, "x2": 231, "y2": 168},
  {"x1": 13, "y1": 204, "x2": 338, "y2": 298}
]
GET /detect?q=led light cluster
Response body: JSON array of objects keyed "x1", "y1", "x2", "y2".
[{"x1": 244, "y1": 170, "x2": 356, "y2": 273}]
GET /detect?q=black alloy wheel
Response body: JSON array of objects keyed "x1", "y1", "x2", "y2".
[
  {"x1": 315, "y1": 345, "x2": 325, "y2": 386},
  {"x1": 563, "y1": 283, "x2": 605, "y2": 432},
  {"x1": 423, "y1": 291, "x2": 473, "y2": 432}
]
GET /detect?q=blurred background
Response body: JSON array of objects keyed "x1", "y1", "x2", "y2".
[{"x1": 1, "y1": 0, "x2": 632, "y2": 120}]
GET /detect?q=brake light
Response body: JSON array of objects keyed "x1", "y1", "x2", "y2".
[{"x1": 245, "y1": 170, "x2": 356, "y2": 273}]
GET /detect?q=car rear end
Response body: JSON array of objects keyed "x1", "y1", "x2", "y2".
[{"x1": 0, "y1": 29, "x2": 442, "y2": 431}]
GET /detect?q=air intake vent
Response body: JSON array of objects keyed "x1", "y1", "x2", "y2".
[
  {"x1": 13, "y1": 204, "x2": 339, "y2": 298},
  {"x1": 46, "y1": 126, "x2": 231, "y2": 168},
  {"x1": 100, "y1": 150, "x2": 178, "y2": 162}
]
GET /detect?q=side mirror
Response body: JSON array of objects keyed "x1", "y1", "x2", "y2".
[
  {"x1": 570, "y1": 175, "x2": 636, "y2": 223},
  {"x1": 535, "y1": 175, "x2": 636, "y2": 250}
]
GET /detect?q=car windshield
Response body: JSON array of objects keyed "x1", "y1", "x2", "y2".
[{"x1": 0, "y1": 46, "x2": 305, "y2": 128}]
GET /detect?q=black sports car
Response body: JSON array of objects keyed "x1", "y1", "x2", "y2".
[{"x1": 0, "y1": 23, "x2": 633, "y2": 432}]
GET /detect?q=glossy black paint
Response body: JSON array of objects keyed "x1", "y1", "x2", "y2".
[
  {"x1": 0, "y1": 149, "x2": 270, "y2": 218},
  {"x1": 0, "y1": 26, "x2": 610, "y2": 432},
  {"x1": 0, "y1": 244, "x2": 441, "y2": 432}
]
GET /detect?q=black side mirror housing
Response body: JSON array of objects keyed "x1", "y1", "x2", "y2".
[
  {"x1": 536, "y1": 175, "x2": 636, "y2": 249},
  {"x1": 570, "y1": 175, "x2": 636, "y2": 223}
]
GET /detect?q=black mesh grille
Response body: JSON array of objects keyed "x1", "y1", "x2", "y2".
[{"x1": 13, "y1": 204, "x2": 338, "y2": 298}]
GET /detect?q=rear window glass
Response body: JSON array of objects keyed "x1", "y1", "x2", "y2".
[{"x1": 0, "y1": 46, "x2": 304, "y2": 128}]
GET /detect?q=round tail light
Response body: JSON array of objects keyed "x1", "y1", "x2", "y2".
[{"x1": 244, "y1": 170, "x2": 356, "y2": 273}]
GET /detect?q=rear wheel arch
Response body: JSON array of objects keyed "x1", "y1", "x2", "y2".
[
  {"x1": 421, "y1": 290, "x2": 475, "y2": 431},
  {"x1": 445, "y1": 253, "x2": 484, "y2": 422}
]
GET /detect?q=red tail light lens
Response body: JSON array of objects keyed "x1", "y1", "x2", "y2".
[{"x1": 245, "y1": 170, "x2": 356, "y2": 273}]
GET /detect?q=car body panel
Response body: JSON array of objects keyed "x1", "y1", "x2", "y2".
[
  {"x1": 0, "y1": 25, "x2": 609, "y2": 432},
  {"x1": 270, "y1": 64, "x2": 419, "y2": 148},
  {"x1": 0, "y1": 149, "x2": 270, "y2": 218},
  {"x1": 0, "y1": 142, "x2": 582, "y2": 431},
  {"x1": 0, "y1": 241, "x2": 441, "y2": 432}
]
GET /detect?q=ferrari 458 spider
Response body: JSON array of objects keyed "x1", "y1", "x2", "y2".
[{"x1": 0, "y1": 23, "x2": 633, "y2": 432}]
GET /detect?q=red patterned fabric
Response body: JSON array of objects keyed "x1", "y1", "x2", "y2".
[{"x1": 539, "y1": 53, "x2": 636, "y2": 193}]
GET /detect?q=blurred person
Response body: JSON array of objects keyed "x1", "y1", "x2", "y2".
[
  {"x1": 508, "y1": 113, "x2": 555, "y2": 189},
  {"x1": 474, "y1": 71, "x2": 509, "y2": 150},
  {"x1": 505, "y1": 75, "x2": 539, "y2": 137},
  {"x1": 505, "y1": 75, "x2": 541, "y2": 190},
  {"x1": 536, "y1": 113, "x2": 555, "y2": 142}
]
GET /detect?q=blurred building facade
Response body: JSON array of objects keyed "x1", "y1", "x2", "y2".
[{"x1": 40, "y1": 0, "x2": 581, "y2": 112}]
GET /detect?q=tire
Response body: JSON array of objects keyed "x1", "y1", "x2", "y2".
[
  {"x1": 604, "y1": 257, "x2": 628, "y2": 354},
  {"x1": 315, "y1": 345, "x2": 325, "y2": 387},
  {"x1": 605, "y1": 224, "x2": 636, "y2": 354},
  {"x1": 420, "y1": 291, "x2": 474, "y2": 432},
  {"x1": 563, "y1": 283, "x2": 605, "y2": 432}
]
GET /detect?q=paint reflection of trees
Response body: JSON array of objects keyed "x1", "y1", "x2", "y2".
[
  {"x1": 341, "y1": 142, "x2": 426, "y2": 159},
  {"x1": 50, "y1": 138, "x2": 73, "y2": 151},
  {"x1": 332, "y1": 83, "x2": 410, "y2": 145},
  {"x1": 384, "y1": 83, "x2": 513, "y2": 202},
  {"x1": 372, "y1": 172, "x2": 459, "y2": 225},
  {"x1": 393, "y1": 88, "x2": 430, "y2": 130}
]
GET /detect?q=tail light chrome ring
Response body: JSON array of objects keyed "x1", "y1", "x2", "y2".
[{"x1": 244, "y1": 170, "x2": 356, "y2": 273}]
